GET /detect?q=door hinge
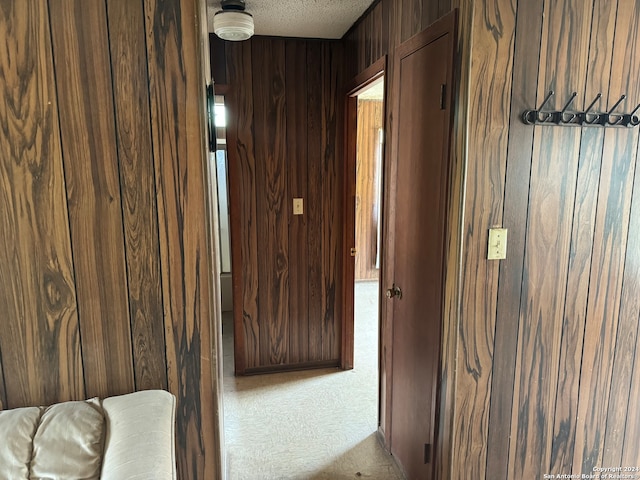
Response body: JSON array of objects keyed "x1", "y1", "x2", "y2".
[
  {"x1": 440, "y1": 84, "x2": 446, "y2": 110},
  {"x1": 424, "y1": 443, "x2": 432, "y2": 464},
  {"x1": 350, "y1": 247, "x2": 357, "y2": 256}
]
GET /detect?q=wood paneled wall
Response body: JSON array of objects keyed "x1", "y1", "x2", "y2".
[
  {"x1": 347, "y1": 0, "x2": 640, "y2": 478},
  {"x1": 212, "y1": 37, "x2": 344, "y2": 373},
  {"x1": 0, "y1": 1, "x2": 220, "y2": 478},
  {"x1": 355, "y1": 99, "x2": 383, "y2": 281}
]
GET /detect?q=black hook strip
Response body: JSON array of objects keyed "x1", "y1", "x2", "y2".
[{"x1": 522, "y1": 91, "x2": 640, "y2": 128}]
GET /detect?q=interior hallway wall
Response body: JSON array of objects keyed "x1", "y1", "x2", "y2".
[
  {"x1": 211, "y1": 37, "x2": 345, "y2": 373},
  {"x1": 345, "y1": 0, "x2": 640, "y2": 478},
  {"x1": 0, "y1": 1, "x2": 220, "y2": 478}
]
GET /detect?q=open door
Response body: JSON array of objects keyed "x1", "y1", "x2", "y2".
[
  {"x1": 386, "y1": 12, "x2": 457, "y2": 480},
  {"x1": 342, "y1": 57, "x2": 387, "y2": 370}
]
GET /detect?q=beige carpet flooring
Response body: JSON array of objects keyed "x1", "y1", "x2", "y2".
[{"x1": 222, "y1": 280, "x2": 405, "y2": 480}]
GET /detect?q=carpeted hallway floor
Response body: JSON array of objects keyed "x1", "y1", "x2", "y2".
[{"x1": 222, "y1": 281, "x2": 405, "y2": 480}]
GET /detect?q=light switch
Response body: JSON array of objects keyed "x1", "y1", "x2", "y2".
[
  {"x1": 488, "y1": 228, "x2": 508, "y2": 260},
  {"x1": 293, "y1": 198, "x2": 304, "y2": 215}
]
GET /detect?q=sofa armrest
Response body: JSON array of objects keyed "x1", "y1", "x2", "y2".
[{"x1": 100, "y1": 390, "x2": 176, "y2": 480}]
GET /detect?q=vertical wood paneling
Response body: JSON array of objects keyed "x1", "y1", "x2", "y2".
[
  {"x1": 0, "y1": 0, "x2": 83, "y2": 408},
  {"x1": 1, "y1": 0, "x2": 218, "y2": 477},
  {"x1": 286, "y1": 40, "x2": 310, "y2": 364},
  {"x1": 439, "y1": 0, "x2": 452, "y2": 17},
  {"x1": 348, "y1": 0, "x2": 640, "y2": 477},
  {"x1": 0, "y1": 356, "x2": 5, "y2": 410},
  {"x1": 307, "y1": 41, "x2": 324, "y2": 363},
  {"x1": 422, "y1": 0, "x2": 440, "y2": 29},
  {"x1": 355, "y1": 100, "x2": 383, "y2": 281},
  {"x1": 364, "y1": 11, "x2": 373, "y2": 68},
  {"x1": 221, "y1": 38, "x2": 344, "y2": 371},
  {"x1": 252, "y1": 38, "x2": 290, "y2": 367},
  {"x1": 574, "y1": 2, "x2": 640, "y2": 470},
  {"x1": 621, "y1": 171, "x2": 640, "y2": 464},
  {"x1": 210, "y1": 33, "x2": 227, "y2": 84},
  {"x1": 144, "y1": 0, "x2": 216, "y2": 476},
  {"x1": 485, "y1": 1, "x2": 543, "y2": 477},
  {"x1": 550, "y1": 0, "x2": 617, "y2": 472},
  {"x1": 454, "y1": 0, "x2": 516, "y2": 477},
  {"x1": 372, "y1": 3, "x2": 383, "y2": 63},
  {"x1": 106, "y1": 0, "x2": 167, "y2": 391},
  {"x1": 401, "y1": 0, "x2": 421, "y2": 41},
  {"x1": 379, "y1": 0, "x2": 406, "y2": 440},
  {"x1": 49, "y1": 0, "x2": 135, "y2": 399},
  {"x1": 321, "y1": 43, "x2": 343, "y2": 361},
  {"x1": 509, "y1": 1, "x2": 592, "y2": 478},
  {"x1": 602, "y1": 147, "x2": 640, "y2": 467},
  {"x1": 226, "y1": 40, "x2": 259, "y2": 372},
  {"x1": 436, "y1": 3, "x2": 470, "y2": 479}
]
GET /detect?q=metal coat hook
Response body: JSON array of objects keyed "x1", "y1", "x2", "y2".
[
  {"x1": 557, "y1": 91, "x2": 577, "y2": 123},
  {"x1": 583, "y1": 93, "x2": 602, "y2": 125},
  {"x1": 606, "y1": 94, "x2": 626, "y2": 125},
  {"x1": 522, "y1": 90, "x2": 640, "y2": 128}
]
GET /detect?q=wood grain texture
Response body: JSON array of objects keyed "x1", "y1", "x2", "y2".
[
  {"x1": 286, "y1": 40, "x2": 310, "y2": 364},
  {"x1": 106, "y1": 0, "x2": 167, "y2": 392},
  {"x1": 226, "y1": 40, "x2": 258, "y2": 373},
  {"x1": 48, "y1": 0, "x2": 135, "y2": 399},
  {"x1": 401, "y1": 0, "x2": 421, "y2": 42},
  {"x1": 355, "y1": 100, "x2": 383, "y2": 281},
  {"x1": 320, "y1": 42, "x2": 344, "y2": 362},
  {"x1": 0, "y1": 353, "x2": 5, "y2": 410},
  {"x1": 454, "y1": 0, "x2": 516, "y2": 477},
  {"x1": 252, "y1": 37, "x2": 290, "y2": 367},
  {"x1": 143, "y1": 0, "x2": 216, "y2": 477},
  {"x1": 1, "y1": 0, "x2": 219, "y2": 477},
  {"x1": 372, "y1": 3, "x2": 383, "y2": 65},
  {"x1": 378, "y1": 0, "x2": 405, "y2": 442},
  {"x1": 621, "y1": 160, "x2": 640, "y2": 465},
  {"x1": 219, "y1": 38, "x2": 344, "y2": 372},
  {"x1": 437, "y1": 4, "x2": 468, "y2": 479},
  {"x1": 307, "y1": 41, "x2": 324, "y2": 363},
  {"x1": 550, "y1": 0, "x2": 617, "y2": 472},
  {"x1": 602, "y1": 143, "x2": 640, "y2": 468},
  {"x1": 574, "y1": 2, "x2": 640, "y2": 470},
  {"x1": 509, "y1": 1, "x2": 592, "y2": 478},
  {"x1": 348, "y1": 0, "x2": 640, "y2": 477},
  {"x1": 342, "y1": 94, "x2": 358, "y2": 370},
  {"x1": 210, "y1": 33, "x2": 227, "y2": 84},
  {"x1": 0, "y1": 0, "x2": 83, "y2": 408},
  {"x1": 484, "y1": 1, "x2": 543, "y2": 477}
]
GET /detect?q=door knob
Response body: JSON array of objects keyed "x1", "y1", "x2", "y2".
[{"x1": 386, "y1": 285, "x2": 402, "y2": 299}]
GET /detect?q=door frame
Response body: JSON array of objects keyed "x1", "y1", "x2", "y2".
[
  {"x1": 385, "y1": 10, "x2": 459, "y2": 475},
  {"x1": 341, "y1": 56, "x2": 386, "y2": 368}
]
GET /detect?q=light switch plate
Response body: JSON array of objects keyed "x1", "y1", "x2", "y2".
[
  {"x1": 293, "y1": 198, "x2": 304, "y2": 215},
  {"x1": 488, "y1": 228, "x2": 508, "y2": 260}
]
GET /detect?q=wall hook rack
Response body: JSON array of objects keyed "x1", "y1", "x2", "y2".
[{"x1": 522, "y1": 90, "x2": 640, "y2": 128}]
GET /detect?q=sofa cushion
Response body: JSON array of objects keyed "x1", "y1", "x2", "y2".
[
  {"x1": 30, "y1": 398, "x2": 105, "y2": 480},
  {"x1": 100, "y1": 390, "x2": 177, "y2": 480},
  {"x1": 0, "y1": 406, "x2": 42, "y2": 480}
]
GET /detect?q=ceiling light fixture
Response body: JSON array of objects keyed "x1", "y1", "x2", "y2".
[{"x1": 213, "y1": 0, "x2": 254, "y2": 41}]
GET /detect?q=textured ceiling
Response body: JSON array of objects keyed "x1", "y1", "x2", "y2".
[{"x1": 207, "y1": 0, "x2": 376, "y2": 39}]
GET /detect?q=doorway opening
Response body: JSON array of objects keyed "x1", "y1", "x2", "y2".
[
  {"x1": 352, "y1": 73, "x2": 386, "y2": 453},
  {"x1": 352, "y1": 75, "x2": 385, "y2": 409},
  {"x1": 211, "y1": 94, "x2": 234, "y2": 365},
  {"x1": 342, "y1": 57, "x2": 387, "y2": 440}
]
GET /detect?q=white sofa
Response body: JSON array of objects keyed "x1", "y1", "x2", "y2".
[{"x1": 0, "y1": 389, "x2": 176, "y2": 480}]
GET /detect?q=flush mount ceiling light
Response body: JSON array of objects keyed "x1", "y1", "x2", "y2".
[{"x1": 213, "y1": 0, "x2": 254, "y2": 41}]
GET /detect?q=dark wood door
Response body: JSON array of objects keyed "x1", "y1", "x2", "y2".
[{"x1": 388, "y1": 13, "x2": 456, "y2": 480}]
